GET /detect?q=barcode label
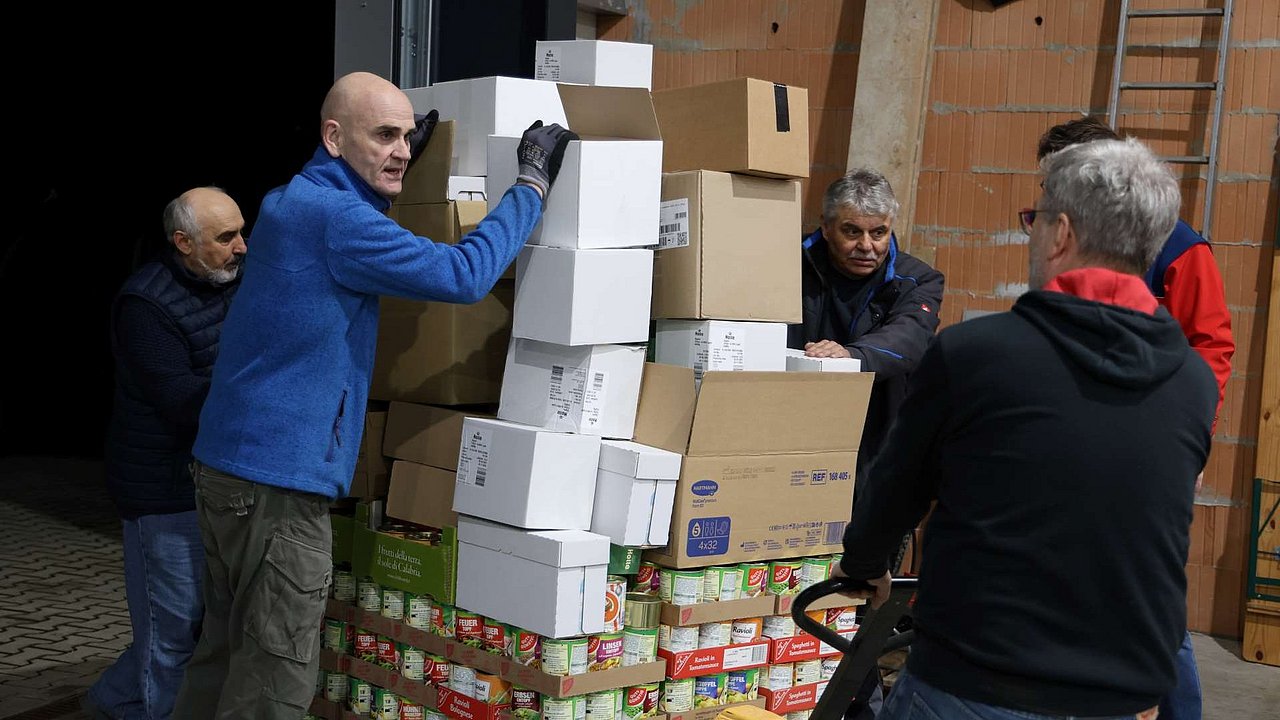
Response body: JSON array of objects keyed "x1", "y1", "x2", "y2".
[
  {"x1": 825, "y1": 521, "x2": 846, "y2": 545},
  {"x1": 547, "y1": 364, "x2": 589, "y2": 430},
  {"x1": 658, "y1": 198, "x2": 691, "y2": 249},
  {"x1": 581, "y1": 371, "x2": 609, "y2": 429},
  {"x1": 458, "y1": 427, "x2": 492, "y2": 488},
  {"x1": 708, "y1": 326, "x2": 745, "y2": 371},
  {"x1": 721, "y1": 643, "x2": 768, "y2": 669}
]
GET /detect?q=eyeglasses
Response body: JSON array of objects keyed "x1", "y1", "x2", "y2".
[{"x1": 1018, "y1": 208, "x2": 1049, "y2": 235}]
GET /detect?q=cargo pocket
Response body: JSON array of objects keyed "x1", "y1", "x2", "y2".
[
  {"x1": 244, "y1": 533, "x2": 331, "y2": 663},
  {"x1": 195, "y1": 470, "x2": 257, "y2": 517}
]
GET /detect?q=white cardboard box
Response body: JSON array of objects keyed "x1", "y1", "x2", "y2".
[
  {"x1": 591, "y1": 440, "x2": 682, "y2": 546},
  {"x1": 499, "y1": 339, "x2": 647, "y2": 438},
  {"x1": 784, "y1": 348, "x2": 862, "y2": 373},
  {"x1": 448, "y1": 176, "x2": 486, "y2": 202},
  {"x1": 454, "y1": 417, "x2": 601, "y2": 530},
  {"x1": 534, "y1": 40, "x2": 654, "y2": 90},
  {"x1": 486, "y1": 85, "x2": 662, "y2": 249},
  {"x1": 456, "y1": 516, "x2": 609, "y2": 638},
  {"x1": 404, "y1": 77, "x2": 568, "y2": 176},
  {"x1": 513, "y1": 246, "x2": 653, "y2": 346},
  {"x1": 654, "y1": 320, "x2": 788, "y2": 381}
]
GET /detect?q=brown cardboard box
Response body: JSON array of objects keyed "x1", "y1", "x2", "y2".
[
  {"x1": 653, "y1": 170, "x2": 802, "y2": 322},
  {"x1": 393, "y1": 120, "x2": 456, "y2": 206},
  {"x1": 385, "y1": 460, "x2": 459, "y2": 529},
  {"x1": 383, "y1": 401, "x2": 496, "y2": 471},
  {"x1": 348, "y1": 409, "x2": 390, "y2": 499},
  {"x1": 635, "y1": 364, "x2": 873, "y2": 567},
  {"x1": 653, "y1": 78, "x2": 810, "y2": 179},
  {"x1": 370, "y1": 279, "x2": 514, "y2": 405}
]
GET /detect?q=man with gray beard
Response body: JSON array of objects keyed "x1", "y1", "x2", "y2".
[{"x1": 87, "y1": 187, "x2": 247, "y2": 720}]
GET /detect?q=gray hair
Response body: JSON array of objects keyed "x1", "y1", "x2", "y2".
[
  {"x1": 823, "y1": 168, "x2": 900, "y2": 223},
  {"x1": 162, "y1": 186, "x2": 228, "y2": 243},
  {"x1": 1040, "y1": 138, "x2": 1179, "y2": 274}
]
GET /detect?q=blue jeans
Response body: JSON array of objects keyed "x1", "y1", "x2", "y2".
[
  {"x1": 87, "y1": 511, "x2": 205, "y2": 719},
  {"x1": 1158, "y1": 631, "x2": 1202, "y2": 720},
  {"x1": 879, "y1": 668, "x2": 1146, "y2": 720}
]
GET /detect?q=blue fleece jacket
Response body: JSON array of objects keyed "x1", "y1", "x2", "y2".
[{"x1": 193, "y1": 146, "x2": 542, "y2": 498}]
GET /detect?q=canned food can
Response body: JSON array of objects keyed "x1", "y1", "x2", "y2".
[
  {"x1": 426, "y1": 654, "x2": 450, "y2": 687},
  {"x1": 474, "y1": 671, "x2": 513, "y2": 705},
  {"x1": 730, "y1": 617, "x2": 763, "y2": 645},
  {"x1": 372, "y1": 687, "x2": 401, "y2": 720},
  {"x1": 820, "y1": 658, "x2": 841, "y2": 681},
  {"x1": 332, "y1": 569, "x2": 356, "y2": 602},
  {"x1": 399, "y1": 697, "x2": 425, "y2": 720},
  {"x1": 702, "y1": 566, "x2": 742, "y2": 602},
  {"x1": 693, "y1": 673, "x2": 727, "y2": 708},
  {"x1": 450, "y1": 664, "x2": 477, "y2": 698},
  {"x1": 399, "y1": 643, "x2": 425, "y2": 680},
  {"x1": 483, "y1": 621, "x2": 511, "y2": 655},
  {"x1": 406, "y1": 593, "x2": 433, "y2": 630},
  {"x1": 325, "y1": 671, "x2": 349, "y2": 701},
  {"x1": 762, "y1": 614, "x2": 797, "y2": 639},
  {"x1": 604, "y1": 576, "x2": 627, "y2": 632},
  {"x1": 659, "y1": 568, "x2": 704, "y2": 605},
  {"x1": 727, "y1": 668, "x2": 759, "y2": 702},
  {"x1": 354, "y1": 628, "x2": 378, "y2": 662},
  {"x1": 768, "y1": 560, "x2": 803, "y2": 596},
  {"x1": 375, "y1": 635, "x2": 399, "y2": 670},
  {"x1": 544, "y1": 695, "x2": 587, "y2": 720},
  {"x1": 794, "y1": 659, "x2": 822, "y2": 685},
  {"x1": 832, "y1": 607, "x2": 859, "y2": 633},
  {"x1": 738, "y1": 563, "x2": 769, "y2": 598},
  {"x1": 425, "y1": 711, "x2": 449, "y2": 720},
  {"x1": 348, "y1": 677, "x2": 372, "y2": 713},
  {"x1": 658, "y1": 624, "x2": 699, "y2": 653},
  {"x1": 586, "y1": 688, "x2": 623, "y2": 720},
  {"x1": 381, "y1": 588, "x2": 405, "y2": 620},
  {"x1": 697, "y1": 621, "x2": 732, "y2": 649},
  {"x1": 659, "y1": 678, "x2": 695, "y2": 713},
  {"x1": 513, "y1": 628, "x2": 542, "y2": 668},
  {"x1": 542, "y1": 637, "x2": 589, "y2": 676},
  {"x1": 358, "y1": 578, "x2": 382, "y2": 611},
  {"x1": 624, "y1": 593, "x2": 661, "y2": 630},
  {"x1": 634, "y1": 562, "x2": 659, "y2": 595},
  {"x1": 828, "y1": 554, "x2": 842, "y2": 578},
  {"x1": 431, "y1": 603, "x2": 456, "y2": 638},
  {"x1": 788, "y1": 711, "x2": 812, "y2": 720},
  {"x1": 798, "y1": 557, "x2": 831, "y2": 591},
  {"x1": 622, "y1": 626, "x2": 658, "y2": 666},
  {"x1": 623, "y1": 684, "x2": 659, "y2": 719},
  {"x1": 512, "y1": 687, "x2": 542, "y2": 720},
  {"x1": 324, "y1": 619, "x2": 352, "y2": 653},
  {"x1": 455, "y1": 610, "x2": 485, "y2": 648},
  {"x1": 762, "y1": 663, "x2": 794, "y2": 690},
  {"x1": 588, "y1": 633, "x2": 624, "y2": 671}
]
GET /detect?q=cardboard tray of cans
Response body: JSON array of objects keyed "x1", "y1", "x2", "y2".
[
  {"x1": 496, "y1": 697, "x2": 768, "y2": 720},
  {"x1": 658, "y1": 595, "x2": 777, "y2": 626},
  {"x1": 324, "y1": 600, "x2": 666, "y2": 698},
  {"x1": 658, "y1": 640, "x2": 771, "y2": 679},
  {"x1": 321, "y1": 647, "x2": 441, "y2": 708},
  {"x1": 768, "y1": 630, "x2": 855, "y2": 664},
  {"x1": 307, "y1": 696, "x2": 362, "y2": 720},
  {"x1": 759, "y1": 682, "x2": 826, "y2": 714},
  {"x1": 773, "y1": 592, "x2": 867, "y2": 616}
]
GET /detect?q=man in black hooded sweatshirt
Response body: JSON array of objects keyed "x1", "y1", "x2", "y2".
[{"x1": 838, "y1": 138, "x2": 1215, "y2": 720}]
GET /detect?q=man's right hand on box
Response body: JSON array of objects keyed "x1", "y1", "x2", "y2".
[{"x1": 516, "y1": 120, "x2": 578, "y2": 200}]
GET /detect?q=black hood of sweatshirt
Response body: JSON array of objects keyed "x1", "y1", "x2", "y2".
[{"x1": 1013, "y1": 290, "x2": 1191, "y2": 390}]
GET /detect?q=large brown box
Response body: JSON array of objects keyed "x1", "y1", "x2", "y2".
[
  {"x1": 383, "y1": 401, "x2": 495, "y2": 471},
  {"x1": 348, "y1": 409, "x2": 390, "y2": 499},
  {"x1": 653, "y1": 78, "x2": 810, "y2": 179},
  {"x1": 634, "y1": 364, "x2": 872, "y2": 568},
  {"x1": 385, "y1": 459, "x2": 458, "y2": 529},
  {"x1": 653, "y1": 170, "x2": 802, "y2": 322}
]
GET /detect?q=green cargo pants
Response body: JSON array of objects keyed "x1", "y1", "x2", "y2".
[{"x1": 173, "y1": 462, "x2": 332, "y2": 719}]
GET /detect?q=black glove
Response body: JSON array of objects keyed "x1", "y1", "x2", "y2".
[
  {"x1": 516, "y1": 120, "x2": 578, "y2": 198},
  {"x1": 407, "y1": 109, "x2": 439, "y2": 167}
]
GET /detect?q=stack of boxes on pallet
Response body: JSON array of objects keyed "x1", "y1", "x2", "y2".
[{"x1": 314, "y1": 39, "x2": 878, "y2": 720}]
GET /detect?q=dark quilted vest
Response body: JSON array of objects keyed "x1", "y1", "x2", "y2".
[{"x1": 104, "y1": 252, "x2": 239, "y2": 517}]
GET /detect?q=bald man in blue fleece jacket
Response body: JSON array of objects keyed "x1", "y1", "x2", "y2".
[{"x1": 174, "y1": 72, "x2": 576, "y2": 718}]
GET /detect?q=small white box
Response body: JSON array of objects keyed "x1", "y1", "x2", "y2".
[
  {"x1": 448, "y1": 176, "x2": 486, "y2": 202},
  {"x1": 499, "y1": 339, "x2": 647, "y2": 438},
  {"x1": 591, "y1": 440, "x2": 682, "y2": 546},
  {"x1": 486, "y1": 136, "x2": 661, "y2": 249},
  {"x1": 405, "y1": 77, "x2": 568, "y2": 176},
  {"x1": 534, "y1": 40, "x2": 654, "y2": 90},
  {"x1": 457, "y1": 516, "x2": 609, "y2": 638},
  {"x1": 513, "y1": 246, "x2": 653, "y2": 346},
  {"x1": 784, "y1": 348, "x2": 863, "y2": 373},
  {"x1": 454, "y1": 417, "x2": 601, "y2": 530},
  {"x1": 655, "y1": 320, "x2": 788, "y2": 381}
]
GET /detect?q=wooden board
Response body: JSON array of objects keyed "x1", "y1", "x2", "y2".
[
  {"x1": 1257, "y1": 253, "x2": 1280, "y2": 481},
  {"x1": 1243, "y1": 600, "x2": 1280, "y2": 667}
]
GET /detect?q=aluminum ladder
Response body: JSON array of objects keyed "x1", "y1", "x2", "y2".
[{"x1": 1107, "y1": 0, "x2": 1234, "y2": 240}]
